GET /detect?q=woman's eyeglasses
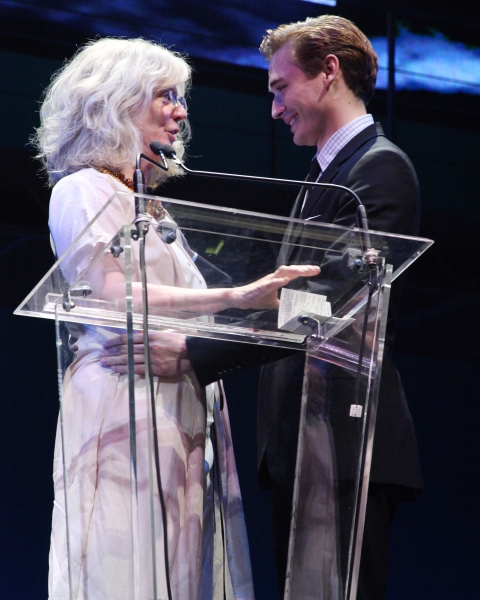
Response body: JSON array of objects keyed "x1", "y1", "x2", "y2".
[{"x1": 160, "y1": 89, "x2": 187, "y2": 110}]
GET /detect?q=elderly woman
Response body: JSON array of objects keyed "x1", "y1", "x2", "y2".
[{"x1": 34, "y1": 38, "x2": 318, "y2": 600}]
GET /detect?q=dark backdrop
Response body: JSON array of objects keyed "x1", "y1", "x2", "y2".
[{"x1": 1, "y1": 1, "x2": 479, "y2": 598}]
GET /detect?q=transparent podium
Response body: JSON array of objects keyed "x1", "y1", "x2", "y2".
[{"x1": 15, "y1": 191, "x2": 432, "y2": 600}]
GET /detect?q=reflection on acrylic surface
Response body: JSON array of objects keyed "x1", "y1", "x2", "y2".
[{"x1": 288, "y1": 358, "x2": 342, "y2": 600}]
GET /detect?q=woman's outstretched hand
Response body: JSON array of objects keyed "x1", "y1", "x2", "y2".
[
  {"x1": 227, "y1": 264, "x2": 320, "y2": 310},
  {"x1": 100, "y1": 265, "x2": 319, "y2": 378},
  {"x1": 102, "y1": 265, "x2": 320, "y2": 315}
]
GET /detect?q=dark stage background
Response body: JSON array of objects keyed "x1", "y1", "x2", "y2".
[{"x1": 0, "y1": 0, "x2": 479, "y2": 598}]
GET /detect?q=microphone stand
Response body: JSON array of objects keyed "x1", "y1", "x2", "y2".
[
  {"x1": 150, "y1": 145, "x2": 382, "y2": 597},
  {"x1": 149, "y1": 142, "x2": 374, "y2": 255},
  {"x1": 127, "y1": 151, "x2": 173, "y2": 600},
  {"x1": 150, "y1": 142, "x2": 383, "y2": 599},
  {"x1": 132, "y1": 152, "x2": 168, "y2": 238}
]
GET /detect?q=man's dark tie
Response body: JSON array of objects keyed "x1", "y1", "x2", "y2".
[{"x1": 301, "y1": 157, "x2": 321, "y2": 218}]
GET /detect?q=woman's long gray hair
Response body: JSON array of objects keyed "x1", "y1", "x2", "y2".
[{"x1": 33, "y1": 37, "x2": 191, "y2": 186}]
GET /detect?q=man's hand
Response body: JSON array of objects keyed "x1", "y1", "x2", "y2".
[{"x1": 100, "y1": 331, "x2": 191, "y2": 377}]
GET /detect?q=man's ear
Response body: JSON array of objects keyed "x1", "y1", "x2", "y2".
[{"x1": 323, "y1": 54, "x2": 340, "y2": 87}]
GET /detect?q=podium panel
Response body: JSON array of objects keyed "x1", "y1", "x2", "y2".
[
  {"x1": 286, "y1": 264, "x2": 393, "y2": 600},
  {"x1": 15, "y1": 191, "x2": 432, "y2": 599},
  {"x1": 17, "y1": 191, "x2": 429, "y2": 347}
]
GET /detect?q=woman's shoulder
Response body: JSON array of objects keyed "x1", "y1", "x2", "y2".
[
  {"x1": 49, "y1": 168, "x2": 135, "y2": 259},
  {"x1": 50, "y1": 168, "x2": 127, "y2": 216},
  {"x1": 49, "y1": 167, "x2": 131, "y2": 241},
  {"x1": 53, "y1": 167, "x2": 117, "y2": 196}
]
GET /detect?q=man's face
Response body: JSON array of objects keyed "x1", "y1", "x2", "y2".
[{"x1": 268, "y1": 44, "x2": 328, "y2": 149}]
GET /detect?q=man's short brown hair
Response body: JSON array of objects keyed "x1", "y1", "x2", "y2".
[{"x1": 260, "y1": 15, "x2": 378, "y2": 105}]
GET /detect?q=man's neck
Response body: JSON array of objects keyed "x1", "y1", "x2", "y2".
[
  {"x1": 315, "y1": 114, "x2": 374, "y2": 174},
  {"x1": 316, "y1": 102, "x2": 367, "y2": 152}
]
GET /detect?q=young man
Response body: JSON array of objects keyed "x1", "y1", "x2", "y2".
[
  {"x1": 102, "y1": 15, "x2": 422, "y2": 600},
  {"x1": 254, "y1": 16, "x2": 422, "y2": 600}
]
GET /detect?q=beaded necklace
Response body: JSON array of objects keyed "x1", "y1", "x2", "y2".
[
  {"x1": 99, "y1": 167, "x2": 134, "y2": 190},
  {"x1": 99, "y1": 167, "x2": 165, "y2": 220}
]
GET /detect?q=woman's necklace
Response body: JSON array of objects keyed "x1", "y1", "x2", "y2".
[
  {"x1": 99, "y1": 167, "x2": 165, "y2": 220},
  {"x1": 99, "y1": 167, "x2": 134, "y2": 190}
]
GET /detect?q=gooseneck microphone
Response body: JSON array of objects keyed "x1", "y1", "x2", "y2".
[
  {"x1": 132, "y1": 151, "x2": 170, "y2": 240},
  {"x1": 130, "y1": 146, "x2": 175, "y2": 600},
  {"x1": 149, "y1": 141, "x2": 374, "y2": 256},
  {"x1": 148, "y1": 143, "x2": 378, "y2": 589},
  {"x1": 133, "y1": 151, "x2": 169, "y2": 211},
  {"x1": 149, "y1": 141, "x2": 176, "y2": 160}
]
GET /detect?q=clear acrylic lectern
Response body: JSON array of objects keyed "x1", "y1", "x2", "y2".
[{"x1": 15, "y1": 191, "x2": 432, "y2": 600}]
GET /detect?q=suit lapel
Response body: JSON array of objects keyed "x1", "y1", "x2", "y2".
[
  {"x1": 302, "y1": 122, "x2": 384, "y2": 220},
  {"x1": 278, "y1": 122, "x2": 385, "y2": 265}
]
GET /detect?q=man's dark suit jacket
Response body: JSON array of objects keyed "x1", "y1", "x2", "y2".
[{"x1": 187, "y1": 122, "x2": 423, "y2": 499}]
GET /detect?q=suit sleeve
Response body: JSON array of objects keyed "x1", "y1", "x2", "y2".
[
  {"x1": 186, "y1": 336, "x2": 301, "y2": 388},
  {"x1": 334, "y1": 144, "x2": 421, "y2": 236},
  {"x1": 187, "y1": 141, "x2": 420, "y2": 388},
  {"x1": 335, "y1": 142, "x2": 421, "y2": 349}
]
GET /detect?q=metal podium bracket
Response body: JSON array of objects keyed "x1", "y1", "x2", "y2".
[
  {"x1": 62, "y1": 283, "x2": 93, "y2": 312},
  {"x1": 297, "y1": 314, "x2": 321, "y2": 339}
]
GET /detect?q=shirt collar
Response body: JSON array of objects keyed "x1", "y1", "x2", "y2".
[{"x1": 316, "y1": 114, "x2": 374, "y2": 173}]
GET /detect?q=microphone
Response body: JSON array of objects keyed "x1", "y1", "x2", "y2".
[
  {"x1": 149, "y1": 141, "x2": 374, "y2": 257},
  {"x1": 134, "y1": 151, "x2": 170, "y2": 195},
  {"x1": 149, "y1": 141, "x2": 176, "y2": 161},
  {"x1": 132, "y1": 151, "x2": 170, "y2": 238}
]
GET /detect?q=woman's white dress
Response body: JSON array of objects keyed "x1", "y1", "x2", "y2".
[{"x1": 48, "y1": 168, "x2": 254, "y2": 600}]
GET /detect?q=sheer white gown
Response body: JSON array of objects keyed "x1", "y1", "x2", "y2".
[{"x1": 48, "y1": 168, "x2": 254, "y2": 600}]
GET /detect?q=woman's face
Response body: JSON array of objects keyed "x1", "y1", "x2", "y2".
[{"x1": 136, "y1": 87, "x2": 188, "y2": 162}]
